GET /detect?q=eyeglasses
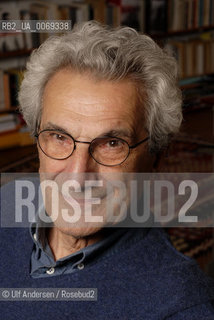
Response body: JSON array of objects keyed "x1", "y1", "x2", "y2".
[{"x1": 35, "y1": 129, "x2": 149, "y2": 167}]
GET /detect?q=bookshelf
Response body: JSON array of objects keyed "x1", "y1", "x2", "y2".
[
  {"x1": 0, "y1": 0, "x2": 213, "y2": 137},
  {"x1": 0, "y1": 1, "x2": 214, "y2": 76},
  {"x1": 0, "y1": 0, "x2": 213, "y2": 152},
  {"x1": 0, "y1": 0, "x2": 213, "y2": 147}
]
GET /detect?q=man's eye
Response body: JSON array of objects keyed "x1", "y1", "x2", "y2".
[
  {"x1": 100, "y1": 139, "x2": 125, "y2": 150},
  {"x1": 56, "y1": 134, "x2": 66, "y2": 141},
  {"x1": 49, "y1": 133, "x2": 67, "y2": 142},
  {"x1": 107, "y1": 139, "x2": 121, "y2": 148}
]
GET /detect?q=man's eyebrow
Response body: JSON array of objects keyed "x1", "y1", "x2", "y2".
[
  {"x1": 41, "y1": 123, "x2": 134, "y2": 139},
  {"x1": 41, "y1": 122, "x2": 69, "y2": 134},
  {"x1": 99, "y1": 129, "x2": 133, "y2": 139}
]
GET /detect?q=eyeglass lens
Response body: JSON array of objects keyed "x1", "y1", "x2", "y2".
[{"x1": 38, "y1": 130, "x2": 130, "y2": 166}]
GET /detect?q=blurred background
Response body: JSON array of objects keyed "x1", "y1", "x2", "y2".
[{"x1": 0, "y1": 0, "x2": 214, "y2": 276}]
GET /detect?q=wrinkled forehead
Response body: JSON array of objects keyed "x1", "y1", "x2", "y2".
[{"x1": 41, "y1": 68, "x2": 145, "y2": 137}]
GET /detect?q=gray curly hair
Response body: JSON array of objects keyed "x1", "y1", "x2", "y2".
[{"x1": 18, "y1": 20, "x2": 182, "y2": 153}]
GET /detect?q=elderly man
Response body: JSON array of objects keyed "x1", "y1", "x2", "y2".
[{"x1": 1, "y1": 21, "x2": 214, "y2": 319}]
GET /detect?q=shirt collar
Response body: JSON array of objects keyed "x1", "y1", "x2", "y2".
[{"x1": 30, "y1": 203, "x2": 128, "y2": 264}]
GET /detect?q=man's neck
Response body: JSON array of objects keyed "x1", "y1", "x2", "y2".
[{"x1": 47, "y1": 227, "x2": 104, "y2": 261}]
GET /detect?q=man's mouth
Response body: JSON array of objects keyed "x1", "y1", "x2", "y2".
[{"x1": 61, "y1": 190, "x2": 108, "y2": 207}]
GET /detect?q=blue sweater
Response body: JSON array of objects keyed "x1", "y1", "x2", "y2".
[
  {"x1": 1, "y1": 181, "x2": 214, "y2": 319},
  {"x1": 1, "y1": 226, "x2": 214, "y2": 319}
]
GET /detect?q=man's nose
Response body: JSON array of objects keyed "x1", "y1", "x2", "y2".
[{"x1": 64, "y1": 142, "x2": 95, "y2": 173}]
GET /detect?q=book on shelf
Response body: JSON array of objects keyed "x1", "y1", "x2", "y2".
[
  {"x1": 30, "y1": 3, "x2": 52, "y2": 45},
  {"x1": 0, "y1": 129, "x2": 35, "y2": 149},
  {"x1": 0, "y1": 2, "x2": 25, "y2": 52},
  {"x1": 0, "y1": 68, "x2": 24, "y2": 110},
  {"x1": 120, "y1": 3, "x2": 142, "y2": 31},
  {"x1": 106, "y1": 1, "x2": 121, "y2": 27},
  {"x1": 0, "y1": 0, "x2": 214, "y2": 86},
  {"x1": 20, "y1": 10, "x2": 33, "y2": 50},
  {"x1": 0, "y1": 69, "x2": 5, "y2": 109},
  {"x1": 0, "y1": 0, "x2": 110, "y2": 54},
  {"x1": 168, "y1": 0, "x2": 214, "y2": 32},
  {"x1": 86, "y1": 0, "x2": 106, "y2": 23},
  {"x1": 145, "y1": 0, "x2": 167, "y2": 34},
  {"x1": 181, "y1": 74, "x2": 214, "y2": 111},
  {"x1": 165, "y1": 31, "x2": 214, "y2": 79},
  {"x1": 19, "y1": 0, "x2": 60, "y2": 50},
  {"x1": 165, "y1": 40, "x2": 185, "y2": 78},
  {"x1": 106, "y1": 0, "x2": 145, "y2": 31},
  {"x1": 0, "y1": 0, "x2": 61, "y2": 54},
  {"x1": 58, "y1": 2, "x2": 89, "y2": 27},
  {"x1": 0, "y1": 112, "x2": 34, "y2": 150},
  {"x1": 3, "y1": 72, "x2": 11, "y2": 110},
  {"x1": 0, "y1": 113, "x2": 19, "y2": 134}
]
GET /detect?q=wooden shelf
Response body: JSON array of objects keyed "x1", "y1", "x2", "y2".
[
  {"x1": 0, "y1": 49, "x2": 34, "y2": 59},
  {"x1": 150, "y1": 25, "x2": 214, "y2": 39},
  {"x1": 0, "y1": 107, "x2": 19, "y2": 114},
  {"x1": 179, "y1": 74, "x2": 214, "y2": 87}
]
